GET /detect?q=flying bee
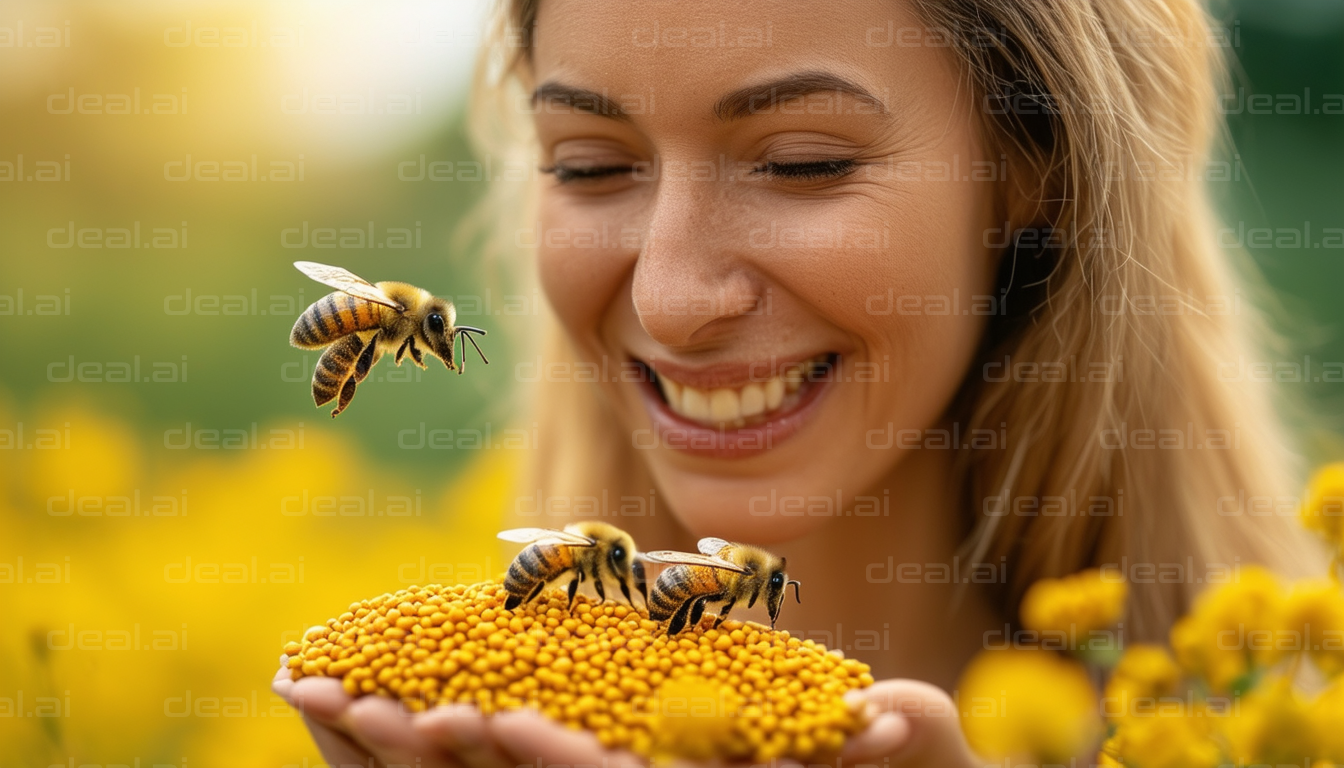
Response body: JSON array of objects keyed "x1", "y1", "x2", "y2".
[
  {"x1": 497, "y1": 523, "x2": 648, "y2": 611},
  {"x1": 288, "y1": 261, "x2": 488, "y2": 417},
  {"x1": 643, "y1": 538, "x2": 802, "y2": 635}
]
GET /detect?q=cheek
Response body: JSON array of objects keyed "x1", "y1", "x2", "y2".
[
  {"x1": 766, "y1": 179, "x2": 996, "y2": 361},
  {"x1": 537, "y1": 198, "x2": 639, "y2": 345}
]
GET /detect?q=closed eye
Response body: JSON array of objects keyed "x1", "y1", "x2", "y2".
[
  {"x1": 540, "y1": 164, "x2": 634, "y2": 184},
  {"x1": 752, "y1": 159, "x2": 857, "y2": 180}
]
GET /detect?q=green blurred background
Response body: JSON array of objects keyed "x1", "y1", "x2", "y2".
[{"x1": 1, "y1": 1, "x2": 1342, "y2": 766}]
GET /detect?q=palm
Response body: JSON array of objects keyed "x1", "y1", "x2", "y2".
[{"x1": 273, "y1": 666, "x2": 978, "y2": 768}]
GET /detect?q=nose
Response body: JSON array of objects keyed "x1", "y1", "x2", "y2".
[{"x1": 630, "y1": 178, "x2": 763, "y2": 348}]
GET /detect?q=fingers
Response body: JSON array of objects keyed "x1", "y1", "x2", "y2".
[
  {"x1": 415, "y1": 704, "x2": 516, "y2": 768},
  {"x1": 289, "y1": 676, "x2": 355, "y2": 724},
  {"x1": 839, "y1": 712, "x2": 911, "y2": 761},
  {"x1": 343, "y1": 695, "x2": 459, "y2": 768},
  {"x1": 843, "y1": 680, "x2": 979, "y2": 766},
  {"x1": 487, "y1": 709, "x2": 645, "y2": 768},
  {"x1": 272, "y1": 665, "x2": 296, "y2": 703},
  {"x1": 302, "y1": 713, "x2": 383, "y2": 768},
  {"x1": 278, "y1": 670, "x2": 460, "y2": 768}
]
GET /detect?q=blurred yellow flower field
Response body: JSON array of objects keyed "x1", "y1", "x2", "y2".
[{"x1": 2, "y1": 396, "x2": 516, "y2": 767}]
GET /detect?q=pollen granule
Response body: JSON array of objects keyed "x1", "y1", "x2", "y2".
[{"x1": 284, "y1": 580, "x2": 874, "y2": 762}]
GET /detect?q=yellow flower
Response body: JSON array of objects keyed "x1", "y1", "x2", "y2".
[
  {"x1": 1020, "y1": 569, "x2": 1128, "y2": 637},
  {"x1": 1302, "y1": 463, "x2": 1344, "y2": 554},
  {"x1": 1222, "y1": 677, "x2": 1317, "y2": 766},
  {"x1": 29, "y1": 404, "x2": 141, "y2": 500},
  {"x1": 1103, "y1": 644, "x2": 1182, "y2": 722},
  {"x1": 957, "y1": 649, "x2": 1101, "y2": 763},
  {"x1": 1312, "y1": 676, "x2": 1344, "y2": 763},
  {"x1": 1281, "y1": 580, "x2": 1344, "y2": 677},
  {"x1": 1170, "y1": 566, "x2": 1285, "y2": 692},
  {"x1": 1095, "y1": 735, "x2": 1124, "y2": 767},
  {"x1": 1108, "y1": 703, "x2": 1222, "y2": 768}
]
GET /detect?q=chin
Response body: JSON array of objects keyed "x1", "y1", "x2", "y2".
[{"x1": 644, "y1": 466, "x2": 838, "y2": 545}]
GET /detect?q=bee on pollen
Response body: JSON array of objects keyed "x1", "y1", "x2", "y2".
[
  {"x1": 497, "y1": 523, "x2": 648, "y2": 611},
  {"x1": 643, "y1": 538, "x2": 802, "y2": 635},
  {"x1": 288, "y1": 261, "x2": 488, "y2": 417}
]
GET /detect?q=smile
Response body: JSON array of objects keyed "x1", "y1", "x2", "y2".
[{"x1": 631, "y1": 353, "x2": 839, "y2": 458}]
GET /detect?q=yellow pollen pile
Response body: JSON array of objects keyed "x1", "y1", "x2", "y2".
[{"x1": 285, "y1": 581, "x2": 874, "y2": 762}]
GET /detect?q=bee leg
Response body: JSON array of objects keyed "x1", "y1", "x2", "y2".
[
  {"x1": 525, "y1": 580, "x2": 547, "y2": 604},
  {"x1": 506, "y1": 580, "x2": 545, "y2": 611},
  {"x1": 617, "y1": 577, "x2": 633, "y2": 606},
  {"x1": 315, "y1": 335, "x2": 366, "y2": 417},
  {"x1": 331, "y1": 377, "x2": 358, "y2": 417},
  {"x1": 566, "y1": 575, "x2": 581, "y2": 609},
  {"x1": 409, "y1": 339, "x2": 425, "y2": 368},
  {"x1": 688, "y1": 596, "x2": 712, "y2": 629},
  {"x1": 395, "y1": 337, "x2": 411, "y2": 365},
  {"x1": 711, "y1": 598, "x2": 737, "y2": 629},
  {"x1": 631, "y1": 559, "x2": 648, "y2": 607},
  {"x1": 354, "y1": 332, "x2": 380, "y2": 383},
  {"x1": 666, "y1": 599, "x2": 694, "y2": 636},
  {"x1": 312, "y1": 335, "x2": 362, "y2": 409},
  {"x1": 592, "y1": 573, "x2": 606, "y2": 604}
]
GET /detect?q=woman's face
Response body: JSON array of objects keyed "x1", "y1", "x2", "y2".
[{"x1": 530, "y1": 0, "x2": 999, "y2": 542}]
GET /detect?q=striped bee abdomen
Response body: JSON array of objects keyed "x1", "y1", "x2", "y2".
[
  {"x1": 504, "y1": 542, "x2": 575, "y2": 601},
  {"x1": 648, "y1": 565, "x2": 721, "y2": 621},
  {"x1": 291, "y1": 292, "x2": 384, "y2": 349},
  {"x1": 312, "y1": 334, "x2": 365, "y2": 406}
]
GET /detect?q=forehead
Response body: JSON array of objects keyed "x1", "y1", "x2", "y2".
[{"x1": 530, "y1": 0, "x2": 942, "y2": 119}]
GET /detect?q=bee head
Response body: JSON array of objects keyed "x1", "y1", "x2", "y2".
[
  {"x1": 765, "y1": 558, "x2": 802, "y2": 628},
  {"x1": 600, "y1": 528, "x2": 638, "y2": 581},
  {"x1": 422, "y1": 299, "x2": 458, "y2": 369}
]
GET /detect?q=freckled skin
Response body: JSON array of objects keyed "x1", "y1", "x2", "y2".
[
  {"x1": 531, "y1": 0, "x2": 999, "y2": 543},
  {"x1": 529, "y1": 0, "x2": 1006, "y2": 689}
]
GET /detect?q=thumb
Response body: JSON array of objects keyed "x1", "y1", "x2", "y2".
[{"x1": 842, "y1": 680, "x2": 981, "y2": 767}]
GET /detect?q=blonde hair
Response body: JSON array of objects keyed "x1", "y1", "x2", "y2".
[{"x1": 468, "y1": 0, "x2": 1321, "y2": 641}]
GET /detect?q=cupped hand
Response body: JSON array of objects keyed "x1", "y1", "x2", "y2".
[
  {"x1": 272, "y1": 663, "x2": 643, "y2": 768},
  {"x1": 273, "y1": 666, "x2": 982, "y2": 768}
]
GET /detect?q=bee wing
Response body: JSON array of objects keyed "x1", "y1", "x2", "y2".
[
  {"x1": 641, "y1": 550, "x2": 749, "y2": 573},
  {"x1": 696, "y1": 537, "x2": 732, "y2": 556},
  {"x1": 497, "y1": 528, "x2": 596, "y2": 547},
  {"x1": 294, "y1": 261, "x2": 405, "y2": 311}
]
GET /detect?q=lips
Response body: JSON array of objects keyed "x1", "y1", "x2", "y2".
[{"x1": 631, "y1": 354, "x2": 838, "y2": 458}]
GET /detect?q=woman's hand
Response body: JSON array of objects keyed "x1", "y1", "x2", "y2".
[
  {"x1": 273, "y1": 667, "x2": 981, "y2": 768},
  {"x1": 841, "y1": 679, "x2": 982, "y2": 766},
  {"x1": 271, "y1": 664, "x2": 645, "y2": 768}
]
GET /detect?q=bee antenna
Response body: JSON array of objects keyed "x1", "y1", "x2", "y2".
[
  {"x1": 455, "y1": 328, "x2": 466, "y2": 375},
  {"x1": 788, "y1": 580, "x2": 802, "y2": 603},
  {"x1": 458, "y1": 327, "x2": 490, "y2": 365}
]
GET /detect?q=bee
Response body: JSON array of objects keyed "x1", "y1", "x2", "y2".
[
  {"x1": 497, "y1": 523, "x2": 648, "y2": 611},
  {"x1": 288, "y1": 261, "x2": 489, "y2": 417},
  {"x1": 643, "y1": 538, "x2": 802, "y2": 635}
]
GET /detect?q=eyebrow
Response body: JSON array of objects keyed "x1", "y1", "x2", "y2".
[
  {"x1": 714, "y1": 71, "x2": 888, "y2": 121},
  {"x1": 532, "y1": 82, "x2": 633, "y2": 121},
  {"x1": 531, "y1": 70, "x2": 888, "y2": 123}
]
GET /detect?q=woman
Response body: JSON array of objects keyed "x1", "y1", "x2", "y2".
[{"x1": 274, "y1": 0, "x2": 1318, "y2": 763}]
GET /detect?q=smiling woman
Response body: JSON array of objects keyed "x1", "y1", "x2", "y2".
[{"x1": 276, "y1": 0, "x2": 1324, "y2": 765}]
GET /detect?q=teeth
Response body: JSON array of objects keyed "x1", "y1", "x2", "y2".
[
  {"x1": 658, "y1": 376, "x2": 682, "y2": 407},
  {"x1": 764, "y1": 378, "x2": 784, "y2": 410},
  {"x1": 680, "y1": 386, "x2": 711, "y2": 421},
  {"x1": 709, "y1": 388, "x2": 739, "y2": 422},
  {"x1": 740, "y1": 384, "x2": 765, "y2": 418},
  {"x1": 655, "y1": 355, "x2": 831, "y2": 426}
]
